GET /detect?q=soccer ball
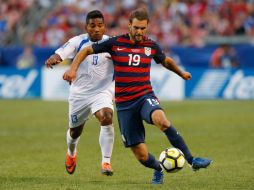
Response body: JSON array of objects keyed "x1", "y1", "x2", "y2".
[{"x1": 159, "y1": 147, "x2": 185, "y2": 173}]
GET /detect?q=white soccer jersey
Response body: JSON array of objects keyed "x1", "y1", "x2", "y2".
[{"x1": 55, "y1": 34, "x2": 114, "y2": 99}]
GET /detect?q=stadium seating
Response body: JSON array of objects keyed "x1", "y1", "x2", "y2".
[
  {"x1": 0, "y1": 0, "x2": 254, "y2": 68},
  {"x1": 1, "y1": 0, "x2": 254, "y2": 47}
]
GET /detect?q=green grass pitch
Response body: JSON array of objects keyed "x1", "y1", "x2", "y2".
[{"x1": 0, "y1": 100, "x2": 254, "y2": 190}]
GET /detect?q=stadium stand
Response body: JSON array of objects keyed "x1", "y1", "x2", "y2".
[
  {"x1": 0, "y1": 0, "x2": 60, "y2": 45},
  {"x1": 0, "y1": 0, "x2": 254, "y2": 68},
  {"x1": 1, "y1": 0, "x2": 253, "y2": 47},
  {"x1": 31, "y1": 0, "x2": 254, "y2": 47}
]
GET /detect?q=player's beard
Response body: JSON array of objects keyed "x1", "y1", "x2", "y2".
[{"x1": 133, "y1": 34, "x2": 143, "y2": 43}]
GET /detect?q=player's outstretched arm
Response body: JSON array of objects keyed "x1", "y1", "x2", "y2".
[
  {"x1": 162, "y1": 57, "x2": 192, "y2": 80},
  {"x1": 63, "y1": 46, "x2": 94, "y2": 82},
  {"x1": 45, "y1": 54, "x2": 62, "y2": 68}
]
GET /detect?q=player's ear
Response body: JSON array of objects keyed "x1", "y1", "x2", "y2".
[{"x1": 128, "y1": 22, "x2": 131, "y2": 31}]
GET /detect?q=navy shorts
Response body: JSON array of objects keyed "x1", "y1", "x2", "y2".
[{"x1": 117, "y1": 94, "x2": 162, "y2": 147}]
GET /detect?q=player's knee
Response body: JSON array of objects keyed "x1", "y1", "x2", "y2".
[
  {"x1": 152, "y1": 110, "x2": 170, "y2": 130},
  {"x1": 100, "y1": 112, "x2": 113, "y2": 126},
  {"x1": 157, "y1": 120, "x2": 171, "y2": 131}
]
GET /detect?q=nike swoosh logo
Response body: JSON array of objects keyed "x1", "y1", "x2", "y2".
[{"x1": 117, "y1": 47, "x2": 125, "y2": 51}]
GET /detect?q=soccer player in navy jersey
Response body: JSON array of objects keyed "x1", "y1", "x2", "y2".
[{"x1": 63, "y1": 7, "x2": 212, "y2": 184}]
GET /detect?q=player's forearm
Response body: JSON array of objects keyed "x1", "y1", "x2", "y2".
[
  {"x1": 70, "y1": 46, "x2": 94, "y2": 71},
  {"x1": 52, "y1": 54, "x2": 62, "y2": 62},
  {"x1": 70, "y1": 50, "x2": 87, "y2": 71},
  {"x1": 162, "y1": 57, "x2": 184, "y2": 77},
  {"x1": 45, "y1": 53, "x2": 62, "y2": 68}
]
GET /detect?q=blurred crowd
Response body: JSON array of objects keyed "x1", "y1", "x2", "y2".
[
  {"x1": 0, "y1": 0, "x2": 34, "y2": 32},
  {"x1": 1, "y1": 0, "x2": 254, "y2": 47},
  {"x1": 0, "y1": 0, "x2": 35, "y2": 44}
]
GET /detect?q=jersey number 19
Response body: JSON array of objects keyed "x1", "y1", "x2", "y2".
[{"x1": 128, "y1": 54, "x2": 140, "y2": 66}]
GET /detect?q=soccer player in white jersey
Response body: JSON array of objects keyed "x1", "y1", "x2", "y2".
[{"x1": 45, "y1": 10, "x2": 114, "y2": 176}]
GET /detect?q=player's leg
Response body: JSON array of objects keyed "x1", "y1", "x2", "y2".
[
  {"x1": 67, "y1": 124, "x2": 84, "y2": 157},
  {"x1": 117, "y1": 108, "x2": 163, "y2": 184},
  {"x1": 141, "y1": 95, "x2": 211, "y2": 170},
  {"x1": 66, "y1": 100, "x2": 91, "y2": 174},
  {"x1": 65, "y1": 124, "x2": 84, "y2": 174},
  {"x1": 151, "y1": 109, "x2": 211, "y2": 170},
  {"x1": 91, "y1": 89, "x2": 114, "y2": 176},
  {"x1": 150, "y1": 109, "x2": 193, "y2": 163},
  {"x1": 131, "y1": 143, "x2": 162, "y2": 171},
  {"x1": 131, "y1": 143, "x2": 163, "y2": 184},
  {"x1": 94, "y1": 107, "x2": 114, "y2": 176}
]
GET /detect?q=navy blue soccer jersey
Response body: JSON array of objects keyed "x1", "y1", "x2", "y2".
[{"x1": 92, "y1": 34, "x2": 166, "y2": 106}]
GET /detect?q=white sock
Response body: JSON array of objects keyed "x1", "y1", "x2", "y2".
[
  {"x1": 66, "y1": 129, "x2": 80, "y2": 157},
  {"x1": 99, "y1": 124, "x2": 114, "y2": 164}
]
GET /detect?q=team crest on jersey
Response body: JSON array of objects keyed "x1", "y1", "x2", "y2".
[{"x1": 144, "y1": 47, "x2": 151, "y2": 56}]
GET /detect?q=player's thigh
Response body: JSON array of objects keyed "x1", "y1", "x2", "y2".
[
  {"x1": 140, "y1": 95, "x2": 162, "y2": 124},
  {"x1": 117, "y1": 109, "x2": 145, "y2": 147},
  {"x1": 69, "y1": 98, "x2": 92, "y2": 128}
]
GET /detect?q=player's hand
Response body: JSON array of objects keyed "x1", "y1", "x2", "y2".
[
  {"x1": 45, "y1": 54, "x2": 61, "y2": 69},
  {"x1": 63, "y1": 69, "x2": 76, "y2": 83},
  {"x1": 181, "y1": 71, "x2": 192, "y2": 80}
]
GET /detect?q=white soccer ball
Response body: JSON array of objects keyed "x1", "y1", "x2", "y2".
[{"x1": 159, "y1": 147, "x2": 185, "y2": 173}]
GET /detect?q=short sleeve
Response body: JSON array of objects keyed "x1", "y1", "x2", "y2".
[
  {"x1": 153, "y1": 43, "x2": 166, "y2": 64},
  {"x1": 55, "y1": 36, "x2": 79, "y2": 60}
]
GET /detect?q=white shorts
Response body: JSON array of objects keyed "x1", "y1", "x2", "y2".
[{"x1": 68, "y1": 87, "x2": 114, "y2": 128}]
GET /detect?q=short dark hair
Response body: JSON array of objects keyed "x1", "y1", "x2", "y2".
[
  {"x1": 86, "y1": 10, "x2": 104, "y2": 24},
  {"x1": 129, "y1": 7, "x2": 149, "y2": 23}
]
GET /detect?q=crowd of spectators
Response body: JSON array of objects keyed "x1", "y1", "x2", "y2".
[
  {"x1": 1, "y1": 0, "x2": 254, "y2": 48},
  {"x1": 0, "y1": 0, "x2": 35, "y2": 44},
  {"x1": 31, "y1": 0, "x2": 254, "y2": 48}
]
